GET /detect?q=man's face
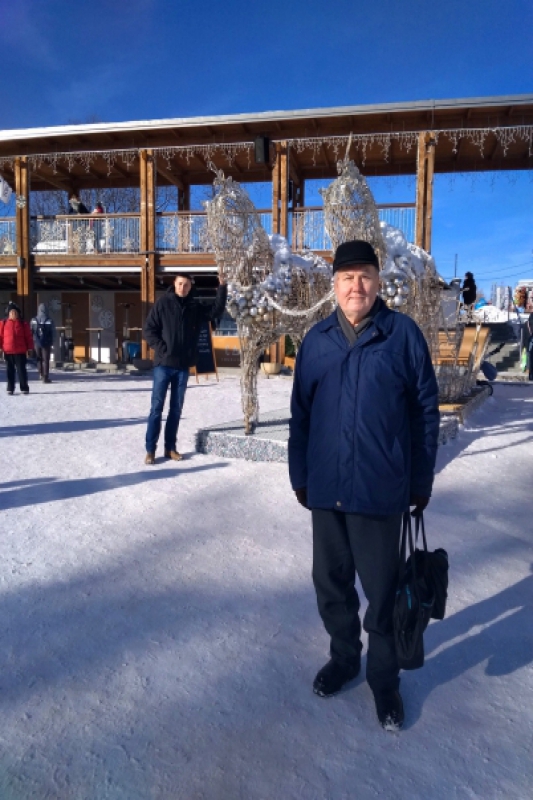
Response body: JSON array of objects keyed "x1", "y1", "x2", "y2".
[
  {"x1": 8, "y1": 309, "x2": 19, "y2": 321},
  {"x1": 174, "y1": 276, "x2": 192, "y2": 297},
  {"x1": 334, "y1": 264, "x2": 380, "y2": 323}
]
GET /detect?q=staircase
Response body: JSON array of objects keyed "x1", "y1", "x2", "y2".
[{"x1": 484, "y1": 321, "x2": 523, "y2": 376}]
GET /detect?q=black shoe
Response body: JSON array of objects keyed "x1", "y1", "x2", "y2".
[
  {"x1": 313, "y1": 659, "x2": 360, "y2": 698},
  {"x1": 22, "y1": 389, "x2": 29, "y2": 395},
  {"x1": 374, "y1": 690, "x2": 404, "y2": 732},
  {"x1": 43, "y1": 377, "x2": 52, "y2": 384},
  {"x1": 7, "y1": 389, "x2": 13, "y2": 395}
]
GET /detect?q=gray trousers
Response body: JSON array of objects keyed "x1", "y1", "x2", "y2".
[{"x1": 311, "y1": 509, "x2": 402, "y2": 695}]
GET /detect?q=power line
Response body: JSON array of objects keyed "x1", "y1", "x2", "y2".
[{"x1": 441, "y1": 259, "x2": 532, "y2": 279}]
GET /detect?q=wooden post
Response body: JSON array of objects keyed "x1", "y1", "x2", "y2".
[
  {"x1": 140, "y1": 149, "x2": 156, "y2": 359},
  {"x1": 415, "y1": 131, "x2": 436, "y2": 252},
  {"x1": 14, "y1": 156, "x2": 33, "y2": 319},
  {"x1": 279, "y1": 142, "x2": 289, "y2": 239},
  {"x1": 271, "y1": 143, "x2": 281, "y2": 234}
]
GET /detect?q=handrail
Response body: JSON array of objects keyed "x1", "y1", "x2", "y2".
[
  {"x1": 157, "y1": 209, "x2": 272, "y2": 216},
  {"x1": 292, "y1": 203, "x2": 416, "y2": 212},
  {"x1": 34, "y1": 212, "x2": 141, "y2": 219}
]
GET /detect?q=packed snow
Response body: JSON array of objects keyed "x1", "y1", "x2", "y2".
[{"x1": 0, "y1": 366, "x2": 532, "y2": 799}]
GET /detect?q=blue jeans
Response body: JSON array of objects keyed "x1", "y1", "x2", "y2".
[{"x1": 145, "y1": 366, "x2": 189, "y2": 453}]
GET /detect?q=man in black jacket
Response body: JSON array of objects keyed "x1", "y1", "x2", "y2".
[{"x1": 143, "y1": 273, "x2": 227, "y2": 464}]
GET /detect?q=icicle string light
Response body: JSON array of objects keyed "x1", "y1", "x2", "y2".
[{"x1": 0, "y1": 123, "x2": 531, "y2": 176}]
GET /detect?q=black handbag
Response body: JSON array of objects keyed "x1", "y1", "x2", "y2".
[
  {"x1": 394, "y1": 513, "x2": 449, "y2": 670},
  {"x1": 414, "y1": 514, "x2": 449, "y2": 621},
  {"x1": 393, "y1": 512, "x2": 434, "y2": 670}
]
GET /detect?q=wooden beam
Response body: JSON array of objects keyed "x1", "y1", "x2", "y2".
[
  {"x1": 415, "y1": 131, "x2": 436, "y2": 252},
  {"x1": 31, "y1": 170, "x2": 69, "y2": 192},
  {"x1": 272, "y1": 143, "x2": 281, "y2": 234},
  {"x1": 110, "y1": 161, "x2": 130, "y2": 179},
  {"x1": 14, "y1": 156, "x2": 34, "y2": 318},
  {"x1": 139, "y1": 149, "x2": 156, "y2": 358},
  {"x1": 178, "y1": 184, "x2": 190, "y2": 211},
  {"x1": 288, "y1": 147, "x2": 301, "y2": 188},
  {"x1": 192, "y1": 152, "x2": 210, "y2": 170},
  {"x1": 279, "y1": 142, "x2": 289, "y2": 239},
  {"x1": 155, "y1": 161, "x2": 185, "y2": 190}
]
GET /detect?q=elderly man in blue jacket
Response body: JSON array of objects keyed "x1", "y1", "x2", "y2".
[{"x1": 289, "y1": 240, "x2": 439, "y2": 732}]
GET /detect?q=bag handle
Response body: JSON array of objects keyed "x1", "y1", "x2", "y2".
[
  {"x1": 414, "y1": 512, "x2": 428, "y2": 551},
  {"x1": 398, "y1": 511, "x2": 417, "y2": 583}
]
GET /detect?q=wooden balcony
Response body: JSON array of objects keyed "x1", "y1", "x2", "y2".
[{"x1": 1, "y1": 204, "x2": 414, "y2": 266}]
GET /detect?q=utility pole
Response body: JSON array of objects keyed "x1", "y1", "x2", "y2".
[{"x1": 454, "y1": 254, "x2": 458, "y2": 278}]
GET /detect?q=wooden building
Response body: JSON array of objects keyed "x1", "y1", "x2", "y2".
[{"x1": 1, "y1": 94, "x2": 532, "y2": 363}]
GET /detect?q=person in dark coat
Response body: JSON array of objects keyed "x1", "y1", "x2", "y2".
[
  {"x1": 68, "y1": 193, "x2": 89, "y2": 214},
  {"x1": 143, "y1": 273, "x2": 227, "y2": 464},
  {"x1": 30, "y1": 303, "x2": 56, "y2": 383},
  {"x1": 0, "y1": 301, "x2": 34, "y2": 394},
  {"x1": 461, "y1": 272, "x2": 476, "y2": 307},
  {"x1": 289, "y1": 240, "x2": 440, "y2": 732}
]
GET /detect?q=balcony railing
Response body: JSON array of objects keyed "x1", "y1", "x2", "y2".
[
  {"x1": 291, "y1": 205, "x2": 415, "y2": 251},
  {"x1": 156, "y1": 210, "x2": 273, "y2": 254},
  {"x1": 0, "y1": 218, "x2": 16, "y2": 255},
  {"x1": 30, "y1": 214, "x2": 140, "y2": 255},
  {"x1": 2, "y1": 206, "x2": 415, "y2": 260}
]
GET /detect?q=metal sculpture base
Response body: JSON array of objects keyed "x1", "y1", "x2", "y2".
[{"x1": 194, "y1": 404, "x2": 485, "y2": 463}]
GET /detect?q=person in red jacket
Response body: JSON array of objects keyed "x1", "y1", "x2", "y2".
[{"x1": 0, "y1": 302, "x2": 34, "y2": 394}]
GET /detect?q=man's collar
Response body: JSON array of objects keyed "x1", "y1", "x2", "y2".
[{"x1": 319, "y1": 296, "x2": 389, "y2": 333}]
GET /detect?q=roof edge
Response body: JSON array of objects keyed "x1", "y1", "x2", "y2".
[{"x1": 1, "y1": 94, "x2": 533, "y2": 144}]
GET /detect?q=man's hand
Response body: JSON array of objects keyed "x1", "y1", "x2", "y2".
[
  {"x1": 294, "y1": 487, "x2": 309, "y2": 509},
  {"x1": 218, "y1": 273, "x2": 226, "y2": 286},
  {"x1": 410, "y1": 494, "x2": 429, "y2": 517}
]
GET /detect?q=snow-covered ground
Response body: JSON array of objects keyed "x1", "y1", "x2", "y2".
[{"x1": 0, "y1": 366, "x2": 532, "y2": 800}]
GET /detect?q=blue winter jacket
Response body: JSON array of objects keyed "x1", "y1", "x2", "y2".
[{"x1": 288, "y1": 302, "x2": 440, "y2": 515}]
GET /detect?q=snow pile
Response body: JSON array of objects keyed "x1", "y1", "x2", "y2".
[{"x1": 473, "y1": 305, "x2": 511, "y2": 323}]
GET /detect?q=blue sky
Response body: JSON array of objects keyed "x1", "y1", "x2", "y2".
[{"x1": 1, "y1": 0, "x2": 532, "y2": 294}]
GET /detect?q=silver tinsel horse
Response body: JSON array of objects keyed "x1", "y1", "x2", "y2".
[{"x1": 205, "y1": 169, "x2": 333, "y2": 433}]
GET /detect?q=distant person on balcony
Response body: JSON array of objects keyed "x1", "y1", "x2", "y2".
[
  {"x1": 68, "y1": 193, "x2": 89, "y2": 214},
  {"x1": 0, "y1": 302, "x2": 34, "y2": 395},
  {"x1": 92, "y1": 202, "x2": 104, "y2": 214},
  {"x1": 143, "y1": 273, "x2": 227, "y2": 465},
  {"x1": 461, "y1": 272, "x2": 477, "y2": 307},
  {"x1": 30, "y1": 303, "x2": 55, "y2": 383}
]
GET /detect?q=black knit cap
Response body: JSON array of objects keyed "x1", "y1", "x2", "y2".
[
  {"x1": 7, "y1": 301, "x2": 21, "y2": 314},
  {"x1": 333, "y1": 240, "x2": 379, "y2": 273}
]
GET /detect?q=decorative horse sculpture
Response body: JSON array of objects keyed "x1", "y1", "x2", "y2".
[{"x1": 205, "y1": 158, "x2": 452, "y2": 429}]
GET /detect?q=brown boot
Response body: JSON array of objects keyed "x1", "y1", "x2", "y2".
[
  {"x1": 144, "y1": 452, "x2": 155, "y2": 465},
  {"x1": 164, "y1": 450, "x2": 183, "y2": 461}
]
